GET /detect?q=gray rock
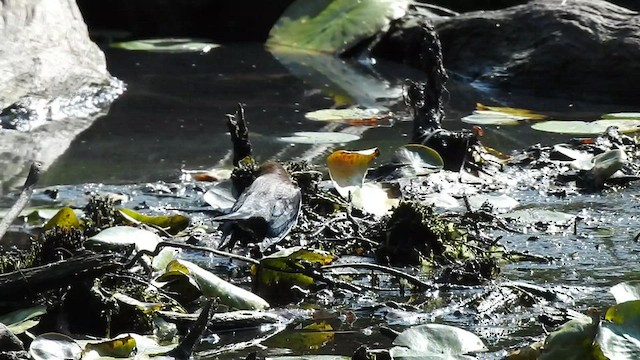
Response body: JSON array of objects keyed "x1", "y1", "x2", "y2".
[
  {"x1": 375, "y1": 0, "x2": 640, "y2": 103},
  {"x1": 0, "y1": 0, "x2": 118, "y2": 110},
  {"x1": 0, "y1": 0, "x2": 123, "y2": 190}
]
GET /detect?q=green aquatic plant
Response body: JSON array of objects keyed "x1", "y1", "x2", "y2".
[{"x1": 267, "y1": 0, "x2": 409, "y2": 54}]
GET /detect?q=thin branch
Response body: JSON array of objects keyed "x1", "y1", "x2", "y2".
[
  {"x1": 124, "y1": 241, "x2": 259, "y2": 269},
  {"x1": 322, "y1": 263, "x2": 433, "y2": 290},
  {"x1": 311, "y1": 236, "x2": 380, "y2": 247}
]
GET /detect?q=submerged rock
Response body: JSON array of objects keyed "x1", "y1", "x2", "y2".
[{"x1": 375, "y1": 0, "x2": 640, "y2": 103}]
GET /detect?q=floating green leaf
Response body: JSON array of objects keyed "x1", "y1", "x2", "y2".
[
  {"x1": 43, "y1": 207, "x2": 80, "y2": 231},
  {"x1": 16, "y1": 207, "x2": 84, "y2": 223},
  {"x1": 278, "y1": 131, "x2": 360, "y2": 144},
  {"x1": 267, "y1": 0, "x2": 409, "y2": 54},
  {"x1": 531, "y1": 120, "x2": 640, "y2": 135},
  {"x1": 112, "y1": 38, "x2": 219, "y2": 53},
  {"x1": 0, "y1": 305, "x2": 46, "y2": 334},
  {"x1": 156, "y1": 259, "x2": 270, "y2": 310},
  {"x1": 389, "y1": 323, "x2": 487, "y2": 359},
  {"x1": 86, "y1": 226, "x2": 161, "y2": 252},
  {"x1": 29, "y1": 333, "x2": 82, "y2": 360},
  {"x1": 118, "y1": 208, "x2": 189, "y2": 234},
  {"x1": 602, "y1": 113, "x2": 640, "y2": 119}
]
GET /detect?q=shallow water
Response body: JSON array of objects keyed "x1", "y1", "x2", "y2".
[
  {"x1": 3, "y1": 43, "x2": 640, "y2": 358},
  {"x1": 34, "y1": 43, "x2": 636, "y2": 187}
]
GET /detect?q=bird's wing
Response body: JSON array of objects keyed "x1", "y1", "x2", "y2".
[
  {"x1": 265, "y1": 187, "x2": 302, "y2": 240},
  {"x1": 212, "y1": 177, "x2": 272, "y2": 221}
]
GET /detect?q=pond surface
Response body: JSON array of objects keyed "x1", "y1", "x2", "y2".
[{"x1": 3, "y1": 43, "x2": 640, "y2": 358}]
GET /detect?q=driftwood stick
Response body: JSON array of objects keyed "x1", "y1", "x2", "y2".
[
  {"x1": 226, "y1": 103, "x2": 252, "y2": 166},
  {"x1": 165, "y1": 301, "x2": 213, "y2": 360},
  {"x1": 0, "y1": 162, "x2": 41, "y2": 242},
  {"x1": 0, "y1": 252, "x2": 119, "y2": 298}
]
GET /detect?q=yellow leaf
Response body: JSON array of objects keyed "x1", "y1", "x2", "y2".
[
  {"x1": 43, "y1": 207, "x2": 80, "y2": 231},
  {"x1": 118, "y1": 208, "x2": 189, "y2": 234},
  {"x1": 326, "y1": 148, "x2": 379, "y2": 198},
  {"x1": 605, "y1": 300, "x2": 640, "y2": 325},
  {"x1": 84, "y1": 334, "x2": 136, "y2": 357},
  {"x1": 476, "y1": 103, "x2": 546, "y2": 120},
  {"x1": 253, "y1": 247, "x2": 336, "y2": 294}
]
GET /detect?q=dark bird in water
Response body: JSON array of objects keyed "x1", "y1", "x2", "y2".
[{"x1": 214, "y1": 161, "x2": 302, "y2": 251}]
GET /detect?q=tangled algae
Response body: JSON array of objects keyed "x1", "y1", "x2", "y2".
[{"x1": 372, "y1": 201, "x2": 500, "y2": 283}]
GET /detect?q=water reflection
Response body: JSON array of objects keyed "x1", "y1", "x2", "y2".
[{"x1": 24, "y1": 43, "x2": 634, "y2": 189}]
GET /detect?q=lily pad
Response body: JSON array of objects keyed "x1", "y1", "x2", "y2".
[
  {"x1": 112, "y1": 38, "x2": 219, "y2": 53},
  {"x1": 531, "y1": 120, "x2": 640, "y2": 135},
  {"x1": 602, "y1": 112, "x2": 640, "y2": 119},
  {"x1": 390, "y1": 323, "x2": 487, "y2": 358},
  {"x1": 462, "y1": 103, "x2": 545, "y2": 125},
  {"x1": 86, "y1": 226, "x2": 161, "y2": 252},
  {"x1": 29, "y1": 333, "x2": 82, "y2": 360},
  {"x1": 267, "y1": 0, "x2": 409, "y2": 54},
  {"x1": 278, "y1": 131, "x2": 360, "y2": 145},
  {"x1": 477, "y1": 103, "x2": 546, "y2": 119},
  {"x1": 304, "y1": 108, "x2": 391, "y2": 124}
]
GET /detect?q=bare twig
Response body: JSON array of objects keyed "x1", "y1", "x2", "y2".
[
  {"x1": 124, "y1": 240, "x2": 260, "y2": 269},
  {"x1": 322, "y1": 263, "x2": 432, "y2": 290},
  {"x1": 0, "y1": 162, "x2": 41, "y2": 242}
]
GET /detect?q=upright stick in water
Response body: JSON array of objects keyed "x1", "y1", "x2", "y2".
[{"x1": 0, "y1": 162, "x2": 41, "y2": 242}]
